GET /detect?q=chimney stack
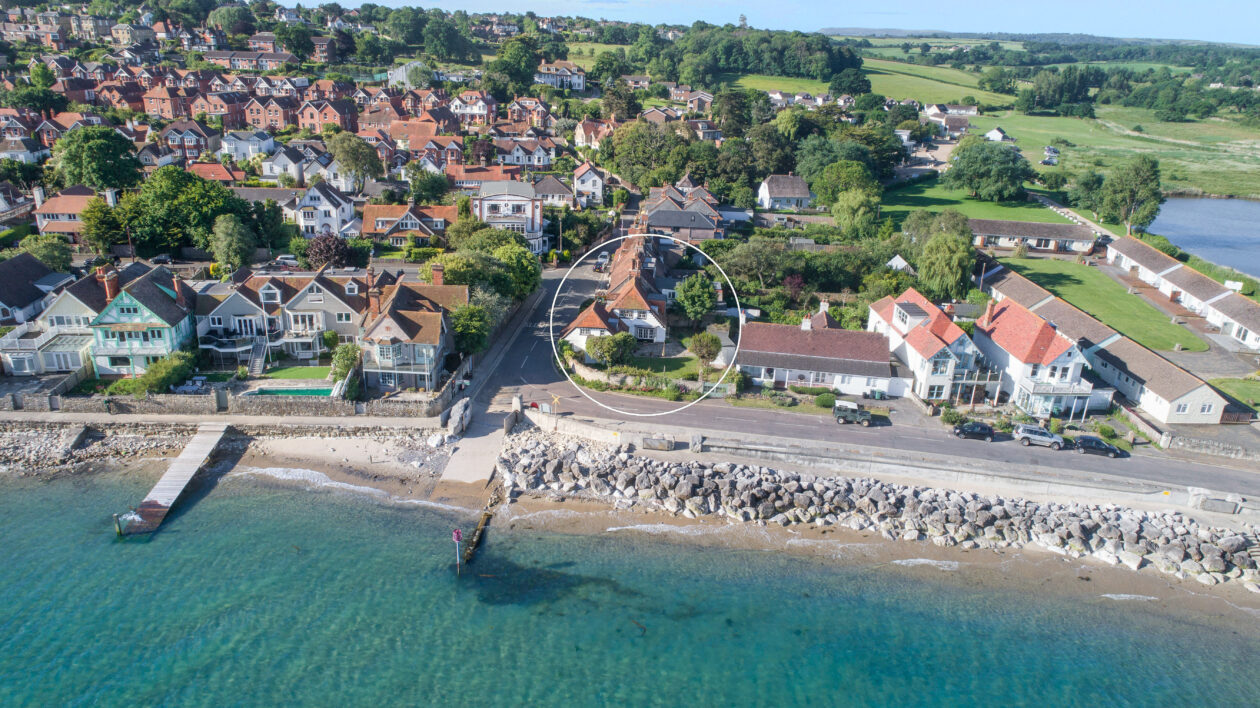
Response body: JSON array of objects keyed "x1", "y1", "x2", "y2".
[
  {"x1": 33, "y1": 185, "x2": 45, "y2": 207},
  {"x1": 97, "y1": 266, "x2": 119, "y2": 304},
  {"x1": 368, "y1": 285, "x2": 381, "y2": 316},
  {"x1": 818, "y1": 300, "x2": 829, "y2": 315},
  {"x1": 430, "y1": 262, "x2": 444, "y2": 286},
  {"x1": 801, "y1": 316, "x2": 812, "y2": 331},
  {"x1": 981, "y1": 298, "x2": 996, "y2": 327},
  {"x1": 173, "y1": 273, "x2": 187, "y2": 309}
]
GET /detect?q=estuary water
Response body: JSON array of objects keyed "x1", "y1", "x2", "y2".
[
  {"x1": 1150, "y1": 197, "x2": 1260, "y2": 278},
  {"x1": 2, "y1": 470, "x2": 1258, "y2": 707}
]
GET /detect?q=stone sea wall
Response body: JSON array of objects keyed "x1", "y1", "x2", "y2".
[{"x1": 498, "y1": 431, "x2": 1260, "y2": 592}]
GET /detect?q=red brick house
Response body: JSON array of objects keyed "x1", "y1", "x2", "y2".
[
  {"x1": 245, "y1": 96, "x2": 299, "y2": 130},
  {"x1": 298, "y1": 100, "x2": 357, "y2": 133},
  {"x1": 190, "y1": 91, "x2": 249, "y2": 129},
  {"x1": 143, "y1": 85, "x2": 195, "y2": 120}
]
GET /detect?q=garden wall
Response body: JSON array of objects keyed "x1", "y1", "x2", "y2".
[
  {"x1": 58, "y1": 394, "x2": 219, "y2": 415},
  {"x1": 226, "y1": 393, "x2": 357, "y2": 417}
]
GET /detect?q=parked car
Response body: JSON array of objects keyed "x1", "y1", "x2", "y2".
[
  {"x1": 83, "y1": 255, "x2": 111, "y2": 269},
  {"x1": 953, "y1": 421, "x2": 994, "y2": 442},
  {"x1": 150, "y1": 253, "x2": 172, "y2": 264},
  {"x1": 595, "y1": 252, "x2": 610, "y2": 266},
  {"x1": 833, "y1": 400, "x2": 872, "y2": 426},
  {"x1": 1013, "y1": 424, "x2": 1064, "y2": 450},
  {"x1": 1074, "y1": 435, "x2": 1120, "y2": 458}
]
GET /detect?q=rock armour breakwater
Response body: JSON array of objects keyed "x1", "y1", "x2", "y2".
[{"x1": 498, "y1": 431, "x2": 1260, "y2": 592}]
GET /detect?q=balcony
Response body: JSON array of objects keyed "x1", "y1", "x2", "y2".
[
  {"x1": 1024, "y1": 380, "x2": 1094, "y2": 396},
  {"x1": 362, "y1": 358, "x2": 436, "y2": 374},
  {"x1": 1, "y1": 324, "x2": 91, "y2": 351},
  {"x1": 198, "y1": 334, "x2": 253, "y2": 352},
  {"x1": 93, "y1": 341, "x2": 171, "y2": 357}
]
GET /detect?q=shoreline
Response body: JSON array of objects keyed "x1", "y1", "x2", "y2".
[{"x1": 5, "y1": 426, "x2": 1259, "y2": 627}]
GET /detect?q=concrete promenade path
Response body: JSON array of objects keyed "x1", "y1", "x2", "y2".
[{"x1": 0, "y1": 409, "x2": 440, "y2": 430}]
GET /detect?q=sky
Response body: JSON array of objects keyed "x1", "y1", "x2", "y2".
[{"x1": 375, "y1": 0, "x2": 1260, "y2": 45}]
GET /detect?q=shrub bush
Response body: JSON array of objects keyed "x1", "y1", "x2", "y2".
[
  {"x1": 236, "y1": 365, "x2": 248, "y2": 380},
  {"x1": 331, "y1": 343, "x2": 360, "y2": 380},
  {"x1": 321, "y1": 330, "x2": 339, "y2": 351},
  {"x1": 1097, "y1": 424, "x2": 1117, "y2": 439},
  {"x1": 788, "y1": 384, "x2": 831, "y2": 396},
  {"x1": 1048, "y1": 417, "x2": 1064, "y2": 434},
  {"x1": 941, "y1": 408, "x2": 966, "y2": 425},
  {"x1": 815, "y1": 393, "x2": 836, "y2": 408},
  {"x1": 407, "y1": 246, "x2": 442, "y2": 263},
  {"x1": 769, "y1": 393, "x2": 796, "y2": 407}
]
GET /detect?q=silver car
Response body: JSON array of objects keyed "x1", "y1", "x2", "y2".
[{"x1": 1013, "y1": 424, "x2": 1064, "y2": 450}]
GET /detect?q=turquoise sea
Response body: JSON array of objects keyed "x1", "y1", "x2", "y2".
[{"x1": 2, "y1": 469, "x2": 1258, "y2": 707}]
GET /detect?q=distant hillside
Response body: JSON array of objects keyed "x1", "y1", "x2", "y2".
[{"x1": 820, "y1": 28, "x2": 1245, "y2": 47}]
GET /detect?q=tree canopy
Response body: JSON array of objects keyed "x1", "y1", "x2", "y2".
[
  {"x1": 941, "y1": 137, "x2": 1034, "y2": 201},
  {"x1": 1102, "y1": 155, "x2": 1164, "y2": 234},
  {"x1": 50, "y1": 126, "x2": 142, "y2": 191}
]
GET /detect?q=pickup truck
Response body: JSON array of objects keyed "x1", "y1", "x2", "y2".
[{"x1": 833, "y1": 400, "x2": 872, "y2": 426}]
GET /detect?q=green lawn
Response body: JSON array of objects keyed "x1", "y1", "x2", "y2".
[
  {"x1": 1001, "y1": 257, "x2": 1208, "y2": 352},
  {"x1": 262, "y1": 365, "x2": 331, "y2": 380},
  {"x1": 880, "y1": 178, "x2": 1071, "y2": 227},
  {"x1": 626, "y1": 355, "x2": 700, "y2": 378},
  {"x1": 1209, "y1": 378, "x2": 1260, "y2": 412},
  {"x1": 968, "y1": 106, "x2": 1260, "y2": 198},
  {"x1": 727, "y1": 395, "x2": 834, "y2": 417}
]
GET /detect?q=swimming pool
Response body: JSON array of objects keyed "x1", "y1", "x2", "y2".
[{"x1": 248, "y1": 387, "x2": 333, "y2": 396}]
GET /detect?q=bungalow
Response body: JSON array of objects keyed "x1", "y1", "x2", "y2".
[
  {"x1": 533, "y1": 175, "x2": 574, "y2": 208},
  {"x1": 969, "y1": 219, "x2": 1098, "y2": 255},
  {"x1": 984, "y1": 127, "x2": 1014, "y2": 142},
  {"x1": 1205, "y1": 294, "x2": 1260, "y2": 352},
  {"x1": 90, "y1": 266, "x2": 196, "y2": 377},
  {"x1": 757, "y1": 174, "x2": 812, "y2": 210},
  {"x1": 738, "y1": 319, "x2": 896, "y2": 396},
  {"x1": 186, "y1": 162, "x2": 245, "y2": 184},
  {"x1": 1105, "y1": 236, "x2": 1184, "y2": 287}
]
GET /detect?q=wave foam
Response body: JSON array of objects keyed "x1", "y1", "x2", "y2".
[
  {"x1": 1100, "y1": 594, "x2": 1158, "y2": 602},
  {"x1": 230, "y1": 466, "x2": 475, "y2": 514},
  {"x1": 785, "y1": 538, "x2": 878, "y2": 559},
  {"x1": 891, "y1": 558, "x2": 961, "y2": 571},
  {"x1": 604, "y1": 522, "x2": 737, "y2": 537}
]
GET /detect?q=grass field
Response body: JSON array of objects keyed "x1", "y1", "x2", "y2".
[
  {"x1": 565, "y1": 42, "x2": 624, "y2": 69},
  {"x1": 968, "y1": 106, "x2": 1260, "y2": 198},
  {"x1": 262, "y1": 365, "x2": 332, "y2": 380},
  {"x1": 1001, "y1": 257, "x2": 1208, "y2": 352},
  {"x1": 880, "y1": 178, "x2": 1071, "y2": 227},
  {"x1": 861, "y1": 58, "x2": 1011, "y2": 105},
  {"x1": 1208, "y1": 378, "x2": 1260, "y2": 412}
]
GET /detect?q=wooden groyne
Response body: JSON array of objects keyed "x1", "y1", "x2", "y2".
[
  {"x1": 116, "y1": 422, "x2": 228, "y2": 536},
  {"x1": 462, "y1": 510, "x2": 493, "y2": 564}
]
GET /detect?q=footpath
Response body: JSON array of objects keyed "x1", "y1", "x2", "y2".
[{"x1": 0, "y1": 410, "x2": 439, "y2": 430}]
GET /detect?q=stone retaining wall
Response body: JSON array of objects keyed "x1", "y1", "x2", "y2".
[
  {"x1": 58, "y1": 394, "x2": 219, "y2": 415},
  {"x1": 1166, "y1": 433, "x2": 1260, "y2": 463},
  {"x1": 226, "y1": 393, "x2": 357, "y2": 417},
  {"x1": 570, "y1": 358, "x2": 732, "y2": 397}
]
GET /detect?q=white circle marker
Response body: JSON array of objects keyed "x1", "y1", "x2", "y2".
[{"x1": 548, "y1": 233, "x2": 742, "y2": 418}]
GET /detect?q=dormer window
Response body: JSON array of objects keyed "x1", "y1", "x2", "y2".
[
  {"x1": 345, "y1": 282, "x2": 358, "y2": 295},
  {"x1": 260, "y1": 285, "x2": 279, "y2": 303},
  {"x1": 307, "y1": 285, "x2": 323, "y2": 303}
]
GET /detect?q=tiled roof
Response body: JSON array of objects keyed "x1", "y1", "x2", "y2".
[
  {"x1": 968, "y1": 218, "x2": 1095, "y2": 242},
  {"x1": 760, "y1": 174, "x2": 811, "y2": 198},
  {"x1": 984, "y1": 267, "x2": 1053, "y2": 309},
  {"x1": 561, "y1": 302, "x2": 620, "y2": 336},
  {"x1": 0, "y1": 253, "x2": 55, "y2": 308},
  {"x1": 739, "y1": 322, "x2": 891, "y2": 378},
  {"x1": 1028, "y1": 297, "x2": 1118, "y2": 351},
  {"x1": 1108, "y1": 236, "x2": 1182, "y2": 274},
  {"x1": 1096, "y1": 336, "x2": 1216, "y2": 403},
  {"x1": 1209, "y1": 293, "x2": 1260, "y2": 333},
  {"x1": 977, "y1": 299, "x2": 1074, "y2": 366}
]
